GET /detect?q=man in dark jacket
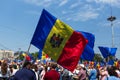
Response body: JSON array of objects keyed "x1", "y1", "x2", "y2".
[{"x1": 13, "y1": 61, "x2": 36, "y2": 80}]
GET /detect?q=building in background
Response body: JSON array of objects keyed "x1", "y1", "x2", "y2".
[{"x1": 0, "y1": 49, "x2": 14, "y2": 60}]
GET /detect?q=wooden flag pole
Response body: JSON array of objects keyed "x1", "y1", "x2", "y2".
[{"x1": 21, "y1": 44, "x2": 32, "y2": 68}]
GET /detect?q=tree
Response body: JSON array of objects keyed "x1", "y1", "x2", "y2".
[
  {"x1": 94, "y1": 53, "x2": 103, "y2": 62},
  {"x1": 31, "y1": 52, "x2": 39, "y2": 59}
]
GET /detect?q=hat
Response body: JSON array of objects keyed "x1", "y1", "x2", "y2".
[{"x1": 79, "y1": 64, "x2": 84, "y2": 68}]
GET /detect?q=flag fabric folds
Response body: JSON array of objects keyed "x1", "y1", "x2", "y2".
[
  {"x1": 109, "y1": 48, "x2": 117, "y2": 56},
  {"x1": 107, "y1": 60, "x2": 114, "y2": 65},
  {"x1": 38, "y1": 49, "x2": 42, "y2": 59},
  {"x1": 31, "y1": 9, "x2": 87, "y2": 72},
  {"x1": 77, "y1": 31, "x2": 95, "y2": 61},
  {"x1": 98, "y1": 46, "x2": 117, "y2": 58}
]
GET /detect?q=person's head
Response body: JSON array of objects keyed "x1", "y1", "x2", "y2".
[
  {"x1": 79, "y1": 64, "x2": 85, "y2": 70},
  {"x1": 107, "y1": 66, "x2": 118, "y2": 77},
  {"x1": 90, "y1": 64, "x2": 94, "y2": 69},
  {"x1": 1, "y1": 62, "x2": 8, "y2": 75},
  {"x1": 33, "y1": 64, "x2": 38, "y2": 72},
  {"x1": 13, "y1": 64, "x2": 18, "y2": 69},
  {"x1": 9, "y1": 65, "x2": 13, "y2": 69},
  {"x1": 23, "y1": 61, "x2": 32, "y2": 69},
  {"x1": 50, "y1": 62, "x2": 57, "y2": 69}
]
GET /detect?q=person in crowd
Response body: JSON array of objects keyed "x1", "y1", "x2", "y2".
[
  {"x1": 88, "y1": 64, "x2": 97, "y2": 80},
  {"x1": 43, "y1": 62, "x2": 60, "y2": 80},
  {"x1": 39, "y1": 65, "x2": 47, "y2": 80},
  {"x1": 105, "y1": 66, "x2": 120, "y2": 80},
  {"x1": 56, "y1": 65, "x2": 63, "y2": 80},
  {"x1": 9, "y1": 64, "x2": 18, "y2": 80},
  {"x1": 73, "y1": 64, "x2": 80, "y2": 80},
  {"x1": 96, "y1": 65, "x2": 100, "y2": 80},
  {"x1": 0, "y1": 61, "x2": 10, "y2": 80},
  {"x1": 38, "y1": 63, "x2": 44, "y2": 75},
  {"x1": 99, "y1": 66, "x2": 109, "y2": 80},
  {"x1": 32, "y1": 64, "x2": 39, "y2": 80},
  {"x1": 77, "y1": 64, "x2": 87, "y2": 80},
  {"x1": 68, "y1": 70, "x2": 74, "y2": 80},
  {"x1": 115, "y1": 69, "x2": 120, "y2": 78},
  {"x1": 62, "y1": 68, "x2": 69, "y2": 80},
  {"x1": 13, "y1": 61, "x2": 36, "y2": 80},
  {"x1": 46, "y1": 62, "x2": 51, "y2": 71}
]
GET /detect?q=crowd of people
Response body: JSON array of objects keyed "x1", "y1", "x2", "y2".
[{"x1": 0, "y1": 59, "x2": 120, "y2": 80}]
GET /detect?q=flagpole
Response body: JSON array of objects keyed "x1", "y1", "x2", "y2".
[
  {"x1": 22, "y1": 44, "x2": 32, "y2": 68},
  {"x1": 107, "y1": 0, "x2": 116, "y2": 61}
]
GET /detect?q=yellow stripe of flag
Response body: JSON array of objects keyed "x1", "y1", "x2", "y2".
[{"x1": 43, "y1": 19, "x2": 74, "y2": 61}]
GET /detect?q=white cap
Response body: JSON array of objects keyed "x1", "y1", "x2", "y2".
[{"x1": 79, "y1": 64, "x2": 85, "y2": 68}]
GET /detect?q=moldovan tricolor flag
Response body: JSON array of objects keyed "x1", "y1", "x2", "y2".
[{"x1": 30, "y1": 9, "x2": 87, "y2": 72}]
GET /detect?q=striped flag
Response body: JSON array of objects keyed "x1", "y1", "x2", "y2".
[{"x1": 31, "y1": 9, "x2": 87, "y2": 72}]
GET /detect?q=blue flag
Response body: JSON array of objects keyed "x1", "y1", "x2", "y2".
[
  {"x1": 30, "y1": 9, "x2": 57, "y2": 50},
  {"x1": 77, "y1": 31, "x2": 95, "y2": 61},
  {"x1": 98, "y1": 46, "x2": 117, "y2": 58},
  {"x1": 38, "y1": 49, "x2": 42, "y2": 59},
  {"x1": 107, "y1": 60, "x2": 114, "y2": 65},
  {"x1": 108, "y1": 48, "x2": 117, "y2": 56}
]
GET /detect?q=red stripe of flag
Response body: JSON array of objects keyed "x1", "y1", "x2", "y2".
[{"x1": 57, "y1": 31, "x2": 88, "y2": 72}]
